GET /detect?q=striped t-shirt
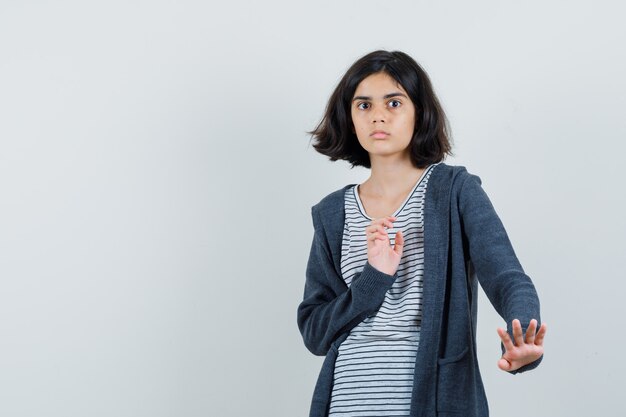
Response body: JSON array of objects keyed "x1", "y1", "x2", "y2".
[{"x1": 328, "y1": 162, "x2": 439, "y2": 417}]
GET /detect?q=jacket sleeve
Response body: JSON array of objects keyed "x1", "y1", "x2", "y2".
[
  {"x1": 458, "y1": 172, "x2": 543, "y2": 374},
  {"x1": 297, "y1": 206, "x2": 398, "y2": 356}
]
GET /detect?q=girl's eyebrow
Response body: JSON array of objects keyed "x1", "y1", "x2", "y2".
[{"x1": 352, "y1": 92, "x2": 408, "y2": 101}]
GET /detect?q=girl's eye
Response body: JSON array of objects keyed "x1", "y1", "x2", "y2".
[
  {"x1": 357, "y1": 102, "x2": 369, "y2": 110},
  {"x1": 389, "y1": 100, "x2": 401, "y2": 108}
]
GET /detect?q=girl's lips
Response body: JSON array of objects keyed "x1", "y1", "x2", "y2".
[{"x1": 372, "y1": 132, "x2": 389, "y2": 138}]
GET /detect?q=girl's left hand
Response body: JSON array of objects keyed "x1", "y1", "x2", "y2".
[{"x1": 496, "y1": 318, "x2": 547, "y2": 372}]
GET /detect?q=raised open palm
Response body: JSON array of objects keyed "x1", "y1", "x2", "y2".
[{"x1": 497, "y1": 318, "x2": 547, "y2": 372}]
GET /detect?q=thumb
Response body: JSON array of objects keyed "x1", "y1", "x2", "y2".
[
  {"x1": 393, "y1": 230, "x2": 404, "y2": 255},
  {"x1": 497, "y1": 357, "x2": 512, "y2": 371}
]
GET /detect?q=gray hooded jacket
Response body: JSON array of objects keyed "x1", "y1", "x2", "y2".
[{"x1": 297, "y1": 163, "x2": 543, "y2": 417}]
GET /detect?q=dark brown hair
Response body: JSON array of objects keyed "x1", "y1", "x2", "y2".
[{"x1": 307, "y1": 50, "x2": 454, "y2": 169}]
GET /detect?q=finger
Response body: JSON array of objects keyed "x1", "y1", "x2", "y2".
[
  {"x1": 525, "y1": 319, "x2": 538, "y2": 344},
  {"x1": 366, "y1": 225, "x2": 386, "y2": 237},
  {"x1": 366, "y1": 224, "x2": 386, "y2": 237},
  {"x1": 497, "y1": 327, "x2": 515, "y2": 352},
  {"x1": 368, "y1": 232, "x2": 387, "y2": 243},
  {"x1": 366, "y1": 223, "x2": 391, "y2": 235},
  {"x1": 512, "y1": 319, "x2": 524, "y2": 346},
  {"x1": 371, "y1": 217, "x2": 395, "y2": 229},
  {"x1": 383, "y1": 216, "x2": 396, "y2": 229},
  {"x1": 393, "y1": 230, "x2": 404, "y2": 255},
  {"x1": 368, "y1": 221, "x2": 386, "y2": 231},
  {"x1": 367, "y1": 231, "x2": 383, "y2": 242},
  {"x1": 534, "y1": 323, "x2": 547, "y2": 346},
  {"x1": 368, "y1": 230, "x2": 389, "y2": 244},
  {"x1": 395, "y1": 230, "x2": 404, "y2": 245},
  {"x1": 382, "y1": 217, "x2": 395, "y2": 228}
]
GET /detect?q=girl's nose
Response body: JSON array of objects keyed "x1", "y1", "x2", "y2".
[{"x1": 371, "y1": 106, "x2": 386, "y2": 123}]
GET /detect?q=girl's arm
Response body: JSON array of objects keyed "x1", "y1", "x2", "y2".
[
  {"x1": 297, "y1": 206, "x2": 397, "y2": 356},
  {"x1": 458, "y1": 171, "x2": 545, "y2": 374}
]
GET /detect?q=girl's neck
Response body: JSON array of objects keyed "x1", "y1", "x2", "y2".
[{"x1": 362, "y1": 156, "x2": 425, "y2": 197}]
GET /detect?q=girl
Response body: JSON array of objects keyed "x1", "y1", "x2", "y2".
[{"x1": 297, "y1": 50, "x2": 546, "y2": 417}]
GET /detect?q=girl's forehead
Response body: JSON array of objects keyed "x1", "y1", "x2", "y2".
[{"x1": 353, "y1": 73, "x2": 407, "y2": 97}]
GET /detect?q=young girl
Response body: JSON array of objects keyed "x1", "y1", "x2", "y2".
[{"x1": 297, "y1": 50, "x2": 546, "y2": 417}]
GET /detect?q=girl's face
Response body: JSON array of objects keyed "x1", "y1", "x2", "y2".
[{"x1": 350, "y1": 72, "x2": 416, "y2": 160}]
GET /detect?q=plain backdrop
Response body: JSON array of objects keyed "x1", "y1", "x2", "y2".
[{"x1": 1, "y1": 1, "x2": 625, "y2": 416}]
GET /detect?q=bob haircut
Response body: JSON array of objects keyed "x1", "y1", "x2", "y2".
[{"x1": 308, "y1": 50, "x2": 454, "y2": 169}]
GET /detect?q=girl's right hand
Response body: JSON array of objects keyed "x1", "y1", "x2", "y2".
[{"x1": 365, "y1": 216, "x2": 404, "y2": 276}]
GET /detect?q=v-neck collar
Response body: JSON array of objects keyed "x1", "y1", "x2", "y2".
[{"x1": 353, "y1": 164, "x2": 434, "y2": 220}]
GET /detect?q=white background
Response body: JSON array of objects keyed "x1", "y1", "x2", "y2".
[{"x1": 1, "y1": 1, "x2": 624, "y2": 416}]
